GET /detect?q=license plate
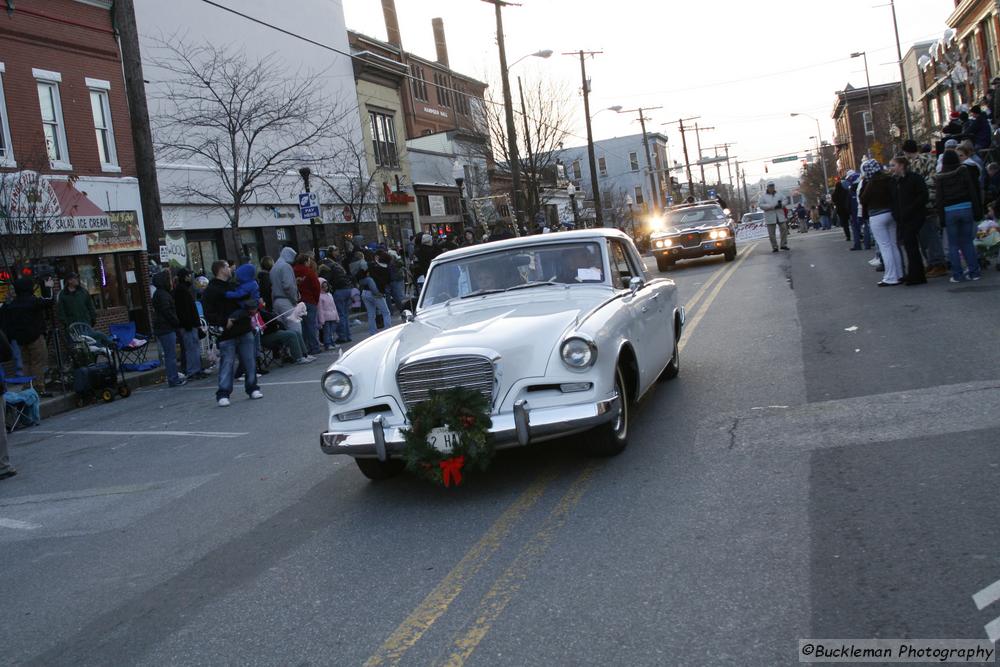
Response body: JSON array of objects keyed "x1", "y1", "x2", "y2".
[{"x1": 427, "y1": 428, "x2": 459, "y2": 454}]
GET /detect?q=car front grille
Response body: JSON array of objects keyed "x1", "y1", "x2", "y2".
[
  {"x1": 681, "y1": 232, "x2": 702, "y2": 248},
  {"x1": 396, "y1": 355, "x2": 495, "y2": 412}
]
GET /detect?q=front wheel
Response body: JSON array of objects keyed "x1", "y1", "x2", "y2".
[
  {"x1": 583, "y1": 366, "x2": 629, "y2": 457},
  {"x1": 355, "y1": 458, "x2": 405, "y2": 481},
  {"x1": 660, "y1": 333, "x2": 680, "y2": 381},
  {"x1": 656, "y1": 256, "x2": 674, "y2": 272},
  {"x1": 724, "y1": 247, "x2": 736, "y2": 262}
]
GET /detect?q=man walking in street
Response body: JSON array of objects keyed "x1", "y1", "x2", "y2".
[
  {"x1": 904, "y1": 140, "x2": 949, "y2": 278},
  {"x1": 270, "y1": 247, "x2": 301, "y2": 335},
  {"x1": 203, "y1": 260, "x2": 261, "y2": 407},
  {"x1": 757, "y1": 183, "x2": 788, "y2": 252},
  {"x1": 55, "y1": 272, "x2": 95, "y2": 330}
]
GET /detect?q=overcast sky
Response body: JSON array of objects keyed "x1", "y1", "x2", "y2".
[{"x1": 343, "y1": 0, "x2": 955, "y2": 186}]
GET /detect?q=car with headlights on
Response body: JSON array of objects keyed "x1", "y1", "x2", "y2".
[
  {"x1": 650, "y1": 201, "x2": 737, "y2": 271},
  {"x1": 319, "y1": 229, "x2": 685, "y2": 480}
]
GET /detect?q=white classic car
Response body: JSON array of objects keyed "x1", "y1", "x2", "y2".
[{"x1": 320, "y1": 229, "x2": 684, "y2": 480}]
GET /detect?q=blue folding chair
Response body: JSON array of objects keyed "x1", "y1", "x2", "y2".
[
  {"x1": 1, "y1": 366, "x2": 38, "y2": 432},
  {"x1": 109, "y1": 321, "x2": 149, "y2": 367}
]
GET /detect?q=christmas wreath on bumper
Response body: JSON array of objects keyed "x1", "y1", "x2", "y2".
[{"x1": 400, "y1": 386, "x2": 494, "y2": 487}]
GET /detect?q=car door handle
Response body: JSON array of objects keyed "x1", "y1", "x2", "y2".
[
  {"x1": 641, "y1": 305, "x2": 649, "y2": 313},
  {"x1": 651, "y1": 293, "x2": 659, "y2": 300}
]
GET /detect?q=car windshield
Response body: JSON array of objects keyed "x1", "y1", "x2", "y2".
[
  {"x1": 420, "y1": 241, "x2": 606, "y2": 307},
  {"x1": 665, "y1": 206, "x2": 727, "y2": 230}
]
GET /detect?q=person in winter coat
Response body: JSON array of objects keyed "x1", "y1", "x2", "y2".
[
  {"x1": 935, "y1": 150, "x2": 983, "y2": 282},
  {"x1": 968, "y1": 105, "x2": 992, "y2": 149},
  {"x1": 151, "y1": 271, "x2": 185, "y2": 387},
  {"x1": 173, "y1": 268, "x2": 206, "y2": 380},
  {"x1": 56, "y1": 272, "x2": 95, "y2": 329},
  {"x1": 317, "y1": 278, "x2": 339, "y2": 351},
  {"x1": 358, "y1": 268, "x2": 392, "y2": 335},
  {"x1": 203, "y1": 260, "x2": 261, "y2": 406},
  {"x1": 326, "y1": 259, "x2": 354, "y2": 344},
  {"x1": 385, "y1": 250, "x2": 407, "y2": 313},
  {"x1": 257, "y1": 256, "x2": 274, "y2": 311},
  {"x1": 293, "y1": 254, "x2": 322, "y2": 356},
  {"x1": 889, "y1": 156, "x2": 930, "y2": 285},
  {"x1": 757, "y1": 183, "x2": 788, "y2": 252},
  {"x1": 0, "y1": 329, "x2": 16, "y2": 480},
  {"x1": 415, "y1": 233, "x2": 441, "y2": 279},
  {"x1": 832, "y1": 178, "x2": 853, "y2": 241},
  {"x1": 0, "y1": 277, "x2": 53, "y2": 396},
  {"x1": 902, "y1": 140, "x2": 949, "y2": 277},
  {"x1": 269, "y1": 246, "x2": 300, "y2": 335},
  {"x1": 859, "y1": 159, "x2": 904, "y2": 286}
]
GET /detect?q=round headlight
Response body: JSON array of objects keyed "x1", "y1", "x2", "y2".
[
  {"x1": 662, "y1": 238, "x2": 672, "y2": 247},
  {"x1": 717, "y1": 228, "x2": 729, "y2": 238},
  {"x1": 561, "y1": 337, "x2": 597, "y2": 368},
  {"x1": 654, "y1": 240, "x2": 663, "y2": 248},
  {"x1": 322, "y1": 370, "x2": 353, "y2": 401}
]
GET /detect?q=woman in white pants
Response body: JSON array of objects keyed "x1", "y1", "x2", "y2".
[{"x1": 858, "y1": 159, "x2": 904, "y2": 286}]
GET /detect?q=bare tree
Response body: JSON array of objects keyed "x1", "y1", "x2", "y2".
[
  {"x1": 150, "y1": 40, "x2": 350, "y2": 253},
  {"x1": 798, "y1": 148, "x2": 839, "y2": 205},
  {"x1": 476, "y1": 76, "x2": 576, "y2": 230}
]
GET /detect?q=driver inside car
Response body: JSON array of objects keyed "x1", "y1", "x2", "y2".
[{"x1": 553, "y1": 245, "x2": 604, "y2": 283}]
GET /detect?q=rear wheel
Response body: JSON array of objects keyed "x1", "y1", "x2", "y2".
[
  {"x1": 118, "y1": 384, "x2": 131, "y2": 398},
  {"x1": 583, "y1": 366, "x2": 629, "y2": 457},
  {"x1": 355, "y1": 458, "x2": 405, "y2": 481},
  {"x1": 655, "y1": 256, "x2": 674, "y2": 272}
]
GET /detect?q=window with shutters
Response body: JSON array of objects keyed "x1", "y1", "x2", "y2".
[{"x1": 369, "y1": 111, "x2": 399, "y2": 168}]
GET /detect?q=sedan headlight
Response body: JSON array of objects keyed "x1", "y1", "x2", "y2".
[
  {"x1": 322, "y1": 370, "x2": 353, "y2": 402},
  {"x1": 653, "y1": 237, "x2": 672, "y2": 248},
  {"x1": 561, "y1": 336, "x2": 597, "y2": 369}
]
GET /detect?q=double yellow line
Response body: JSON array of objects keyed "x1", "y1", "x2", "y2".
[{"x1": 364, "y1": 244, "x2": 756, "y2": 667}]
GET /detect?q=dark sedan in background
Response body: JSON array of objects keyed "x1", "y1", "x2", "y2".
[{"x1": 650, "y1": 201, "x2": 737, "y2": 271}]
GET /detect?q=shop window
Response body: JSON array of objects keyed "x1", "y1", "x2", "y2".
[
  {"x1": 186, "y1": 240, "x2": 218, "y2": 275},
  {"x1": 240, "y1": 229, "x2": 260, "y2": 266},
  {"x1": 87, "y1": 81, "x2": 119, "y2": 172}
]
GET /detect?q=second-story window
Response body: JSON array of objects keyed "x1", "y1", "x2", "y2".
[
  {"x1": 628, "y1": 151, "x2": 639, "y2": 172},
  {"x1": 862, "y1": 110, "x2": 874, "y2": 136},
  {"x1": 0, "y1": 63, "x2": 13, "y2": 167},
  {"x1": 572, "y1": 159, "x2": 582, "y2": 180},
  {"x1": 34, "y1": 69, "x2": 71, "y2": 169},
  {"x1": 370, "y1": 110, "x2": 399, "y2": 168},
  {"x1": 87, "y1": 80, "x2": 118, "y2": 171},
  {"x1": 434, "y1": 73, "x2": 451, "y2": 108},
  {"x1": 633, "y1": 186, "x2": 644, "y2": 205},
  {"x1": 598, "y1": 156, "x2": 607, "y2": 176}
]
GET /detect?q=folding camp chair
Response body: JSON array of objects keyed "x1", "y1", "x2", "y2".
[
  {"x1": 109, "y1": 321, "x2": 149, "y2": 367},
  {"x1": 1, "y1": 367, "x2": 38, "y2": 432}
]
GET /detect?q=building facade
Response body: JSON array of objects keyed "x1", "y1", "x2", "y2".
[
  {"x1": 135, "y1": 0, "x2": 362, "y2": 269},
  {"x1": 0, "y1": 0, "x2": 150, "y2": 331},
  {"x1": 831, "y1": 82, "x2": 902, "y2": 173},
  {"x1": 551, "y1": 133, "x2": 671, "y2": 226}
]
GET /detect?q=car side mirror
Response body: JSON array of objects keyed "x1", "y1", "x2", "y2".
[
  {"x1": 629, "y1": 276, "x2": 645, "y2": 295},
  {"x1": 402, "y1": 309, "x2": 414, "y2": 323}
]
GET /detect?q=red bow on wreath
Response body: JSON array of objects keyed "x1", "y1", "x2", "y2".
[{"x1": 439, "y1": 456, "x2": 465, "y2": 487}]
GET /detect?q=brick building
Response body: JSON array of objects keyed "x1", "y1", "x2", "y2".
[
  {"x1": 0, "y1": 0, "x2": 151, "y2": 333},
  {"x1": 831, "y1": 82, "x2": 902, "y2": 173}
]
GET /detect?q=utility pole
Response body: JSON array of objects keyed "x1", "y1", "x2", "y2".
[
  {"x1": 888, "y1": 0, "x2": 914, "y2": 139},
  {"x1": 563, "y1": 49, "x2": 604, "y2": 226},
  {"x1": 711, "y1": 142, "x2": 737, "y2": 200},
  {"x1": 112, "y1": 0, "x2": 164, "y2": 259},
  {"x1": 483, "y1": 0, "x2": 523, "y2": 230},
  {"x1": 617, "y1": 106, "x2": 662, "y2": 211},
  {"x1": 663, "y1": 116, "x2": 699, "y2": 200},
  {"x1": 693, "y1": 123, "x2": 715, "y2": 199}
]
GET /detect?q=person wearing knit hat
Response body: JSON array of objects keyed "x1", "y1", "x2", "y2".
[
  {"x1": 859, "y1": 159, "x2": 903, "y2": 285},
  {"x1": 935, "y1": 149, "x2": 983, "y2": 282}
]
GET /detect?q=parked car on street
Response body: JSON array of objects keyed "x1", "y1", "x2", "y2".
[
  {"x1": 319, "y1": 229, "x2": 684, "y2": 480},
  {"x1": 741, "y1": 211, "x2": 765, "y2": 226},
  {"x1": 650, "y1": 201, "x2": 737, "y2": 271}
]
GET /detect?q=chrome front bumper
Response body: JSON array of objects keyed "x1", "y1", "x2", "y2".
[{"x1": 320, "y1": 396, "x2": 621, "y2": 460}]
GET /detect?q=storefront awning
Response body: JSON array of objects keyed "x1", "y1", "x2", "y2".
[{"x1": 1, "y1": 170, "x2": 111, "y2": 234}]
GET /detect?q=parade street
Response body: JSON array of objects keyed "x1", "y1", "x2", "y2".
[{"x1": 3, "y1": 231, "x2": 999, "y2": 666}]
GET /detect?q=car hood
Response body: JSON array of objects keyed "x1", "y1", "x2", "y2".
[{"x1": 350, "y1": 288, "x2": 610, "y2": 397}]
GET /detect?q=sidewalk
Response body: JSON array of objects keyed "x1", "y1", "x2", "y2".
[{"x1": 34, "y1": 312, "x2": 393, "y2": 420}]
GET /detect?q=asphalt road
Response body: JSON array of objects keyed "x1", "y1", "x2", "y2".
[{"x1": 3, "y1": 230, "x2": 999, "y2": 666}]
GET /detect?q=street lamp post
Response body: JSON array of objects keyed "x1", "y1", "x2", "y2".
[
  {"x1": 850, "y1": 51, "x2": 876, "y2": 155},
  {"x1": 625, "y1": 194, "x2": 635, "y2": 239},
  {"x1": 888, "y1": 0, "x2": 914, "y2": 139},
  {"x1": 568, "y1": 183, "x2": 580, "y2": 229},
  {"x1": 510, "y1": 49, "x2": 553, "y2": 231},
  {"x1": 299, "y1": 166, "x2": 321, "y2": 260},
  {"x1": 791, "y1": 112, "x2": 830, "y2": 198}
]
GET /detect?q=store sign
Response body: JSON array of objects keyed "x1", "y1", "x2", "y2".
[
  {"x1": 0, "y1": 170, "x2": 110, "y2": 233},
  {"x1": 164, "y1": 231, "x2": 187, "y2": 268},
  {"x1": 422, "y1": 106, "x2": 449, "y2": 119},
  {"x1": 428, "y1": 195, "x2": 446, "y2": 217},
  {"x1": 86, "y1": 210, "x2": 143, "y2": 253}
]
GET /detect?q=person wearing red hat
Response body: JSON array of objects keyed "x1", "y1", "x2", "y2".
[{"x1": 942, "y1": 111, "x2": 963, "y2": 139}]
